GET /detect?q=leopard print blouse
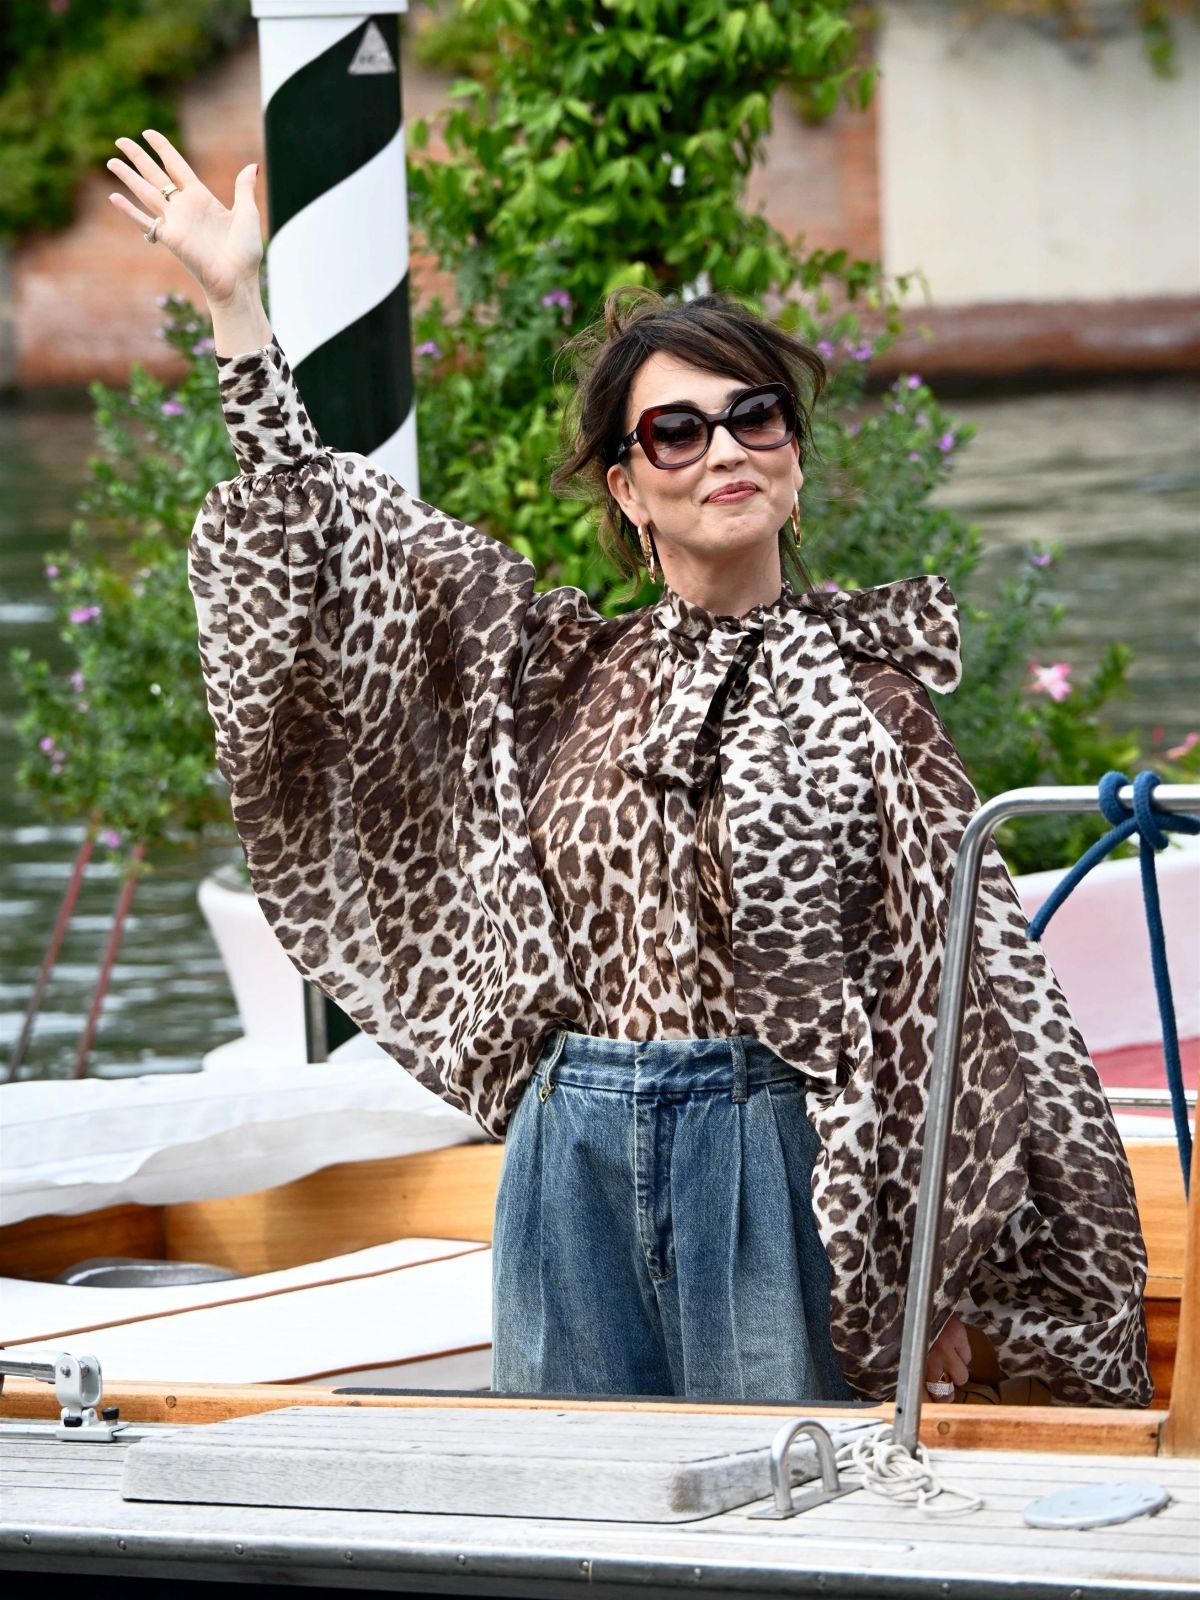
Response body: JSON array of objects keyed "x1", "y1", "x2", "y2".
[{"x1": 188, "y1": 334, "x2": 1151, "y2": 1408}]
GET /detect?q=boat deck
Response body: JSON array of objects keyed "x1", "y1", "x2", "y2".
[{"x1": 1, "y1": 1417, "x2": 1196, "y2": 1598}]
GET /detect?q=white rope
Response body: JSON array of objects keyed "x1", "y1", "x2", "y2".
[{"x1": 833, "y1": 1424, "x2": 985, "y2": 1518}]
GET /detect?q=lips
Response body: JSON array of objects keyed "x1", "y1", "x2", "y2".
[{"x1": 706, "y1": 481, "x2": 758, "y2": 503}]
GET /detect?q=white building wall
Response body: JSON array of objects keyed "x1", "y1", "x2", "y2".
[{"x1": 878, "y1": 3, "x2": 1200, "y2": 303}]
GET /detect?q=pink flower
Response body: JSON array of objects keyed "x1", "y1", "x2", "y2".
[
  {"x1": 937, "y1": 432, "x2": 955, "y2": 453},
  {"x1": 100, "y1": 828, "x2": 122, "y2": 849},
  {"x1": 191, "y1": 337, "x2": 216, "y2": 357},
  {"x1": 1030, "y1": 551, "x2": 1052, "y2": 567},
  {"x1": 160, "y1": 399, "x2": 184, "y2": 416},
  {"x1": 44, "y1": 563, "x2": 59, "y2": 578},
  {"x1": 822, "y1": 580, "x2": 842, "y2": 592},
  {"x1": 415, "y1": 340, "x2": 441, "y2": 359},
  {"x1": 69, "y1": 605, "x2": 100, "y2": 624},
  {"x1": 540, "y1": 288, "x2": 571, "y2": 310},
  {"x1": 69, "y1": 669, "x2": 85, "y2": 693},
  {"x1": 907, "y1": 450, "x2": 921, "y2": 462},
  {"x1": 1166, "y1": 731, "x2": 1198, "y2": 761},
  {"x1": 39, "y1": 736, "x2": 56, "y2": 753},
  {"x1": 906, "y1": 374, "x2": 921, "y2": 389},
  {"x1": 1028, "y1": 661, "x2": 1073, "y2": 702},
  {"x1": 816, "y1": 340, "x2": 835, "y2": 360}
]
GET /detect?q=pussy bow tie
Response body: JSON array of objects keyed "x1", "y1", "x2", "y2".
[{"x1": 615, "y1": 574, "x2": 962, "y2": 1079}]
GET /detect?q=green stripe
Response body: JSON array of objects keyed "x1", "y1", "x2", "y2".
[
  {"x1": 265, "y1": 15, "x2": 402, "y2": 238},
  {"x1": 293, "y1": 275, "x2": 414, "y2": 460}
]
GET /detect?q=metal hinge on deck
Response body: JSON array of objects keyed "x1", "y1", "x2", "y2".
[{"x1": 0, "y1": 1352, "x2": 127, "y2": 1441}]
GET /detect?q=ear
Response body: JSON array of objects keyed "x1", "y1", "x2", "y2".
[
  {"x1": 606, "y1": 460, "x2": 646, "y2": 528},
  {"x1": 791, "y1": 435, "x2": 804, "y2": 493}
]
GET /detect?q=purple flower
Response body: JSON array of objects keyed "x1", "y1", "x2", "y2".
[
  {"x1": 907, "y1": 450, "x2": 921, "y2": 462},
  {"x1": 50, "y1": 758, "x2": 65, "y2": 775},
  {"x1": 69, "y1": 669, "x2": 85, "y2": 693},
  {"x1": 851, "y1": 343, "x2": 874, "y2": 362},
  {"x1": 822, "y1": 580, "x2": 842, "y2": 593},
  {"x1": 155, "y1": 294, "x2": 170, "y2": 308},
  {"x1": 1166, "y1": 731, "x2": 1198, "y2": 760},
  {"x1": 937, "y1": 431, "x2": 955, "y2": 453},
  {"x1": 906, "y1": 374, "x2": 921, "y2": 389},
  {"x1": 44, "y1": 563, "x2": 59, "y2": 578},
  {"x1": 916, "y1": 410, "x2": 929, "y2": 428},
  {"x1": 160, "y1": 399, "x2": 184, "y2": 416},
  {"x1": 100, "y1": 828, "x2": 122, "y2": 849},
  {"x1": 154, "y1": 328, "x2": 167, "y2": 341},
  {"x1": 816, "y1": 340, "x2": 836, "y2": 360},
  {"x1": 191, "y1": 337, "x2": 216, "y2": 357},
  {"x1": 39, "y1": 736, "x2": 56, "y2": 753},
  {"x1": 845, "y1": 421, "x2": 861, "y2": 437},
  {"x1": 415, "y1": 340, "x2": 441, "y2": 359},
  {"x1": 541, "y1": 288, "x2": 572, "y2": 310},
  {"x1": 68, "y1": 605, "x2": 100, "y2": 624},
  {"x1": 1030, "y1": 551, "x2": 1052, "y2": 567}
]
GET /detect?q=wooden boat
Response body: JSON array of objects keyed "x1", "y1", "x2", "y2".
[{"x1": 1, "y1": 783, "x2": 1197, "y2": 1595}]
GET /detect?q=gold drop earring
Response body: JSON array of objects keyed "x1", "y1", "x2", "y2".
[
  {"x1": 638, "y1": 522, "x2": 659, "y2": 584},
  {"x1": 790, "y1": 490, "x2": 803, "y2": 547}
]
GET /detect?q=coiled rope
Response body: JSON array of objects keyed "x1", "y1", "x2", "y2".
[
  {"x1": 1026, "y1": 769, "x2": 1200, "y2": 1192},
  {"x1": 834, "y1": 1424, "x2": 984, "y2": 1517}
]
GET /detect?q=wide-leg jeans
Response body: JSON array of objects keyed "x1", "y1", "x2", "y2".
[{"x1": 491, "y1": 1027, "x2": 854, "y2": 1402}]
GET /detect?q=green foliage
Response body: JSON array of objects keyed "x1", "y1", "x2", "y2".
[
  {"x1": 407, "y1": 0, "x2": 1196, "y2": 873},
  {"x1": 8, "y1": 297, "x2": 238, "y2": 864},
  {"x1": 0, "y1": 0, "x2": 252, "y2": 244}
]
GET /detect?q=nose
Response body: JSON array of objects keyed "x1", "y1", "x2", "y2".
[{"x1": 706, "y1": 420, "x2": 749, "y2": 466}]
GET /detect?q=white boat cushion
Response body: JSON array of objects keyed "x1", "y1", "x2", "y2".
[
  {"x1": 1, "y1": 1237, "x2": 493, "y2": 1386},
  {"x1": 0, "y1": 1035, "x2": 485, "y2": 1227}
]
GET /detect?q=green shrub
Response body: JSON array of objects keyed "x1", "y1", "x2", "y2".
[{"x1": 0, "y1": 0, "x2": 253, "y2": 244}]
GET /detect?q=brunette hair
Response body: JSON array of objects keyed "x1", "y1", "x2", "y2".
[{"x1": 549, "y1": 285, "x2": 828, "y2": 603}]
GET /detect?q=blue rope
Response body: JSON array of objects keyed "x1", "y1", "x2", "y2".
[{"x1": 1026, "y1": 770, "x2": 1200, "y2": 1193}]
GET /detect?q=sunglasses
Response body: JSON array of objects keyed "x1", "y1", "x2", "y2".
[{"x1": 614, "y1": 382, "x2": 800, "y2": 470}]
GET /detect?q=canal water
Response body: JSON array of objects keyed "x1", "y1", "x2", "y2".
[{"x1": 2, "y1": 377, "x2": 1197, "y2": 1080}]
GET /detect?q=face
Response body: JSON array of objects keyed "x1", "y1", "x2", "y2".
[{"x1": 605, "y1": 352, "x2": 803, "y2": 585}]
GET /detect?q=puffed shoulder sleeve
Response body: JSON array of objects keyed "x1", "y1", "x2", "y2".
[{"x1": 186, "y1": 335, "x2": 572, "y2": 1129}]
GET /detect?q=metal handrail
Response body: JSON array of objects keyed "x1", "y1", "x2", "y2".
[{"x1": 891, "y1": 782, "x2": 1200, "y2": 1456}]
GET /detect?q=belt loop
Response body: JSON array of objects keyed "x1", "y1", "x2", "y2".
[
  {"x1": 539, "y1": 1027, "x2": 568, "y2": 1102},
  {"x1": 730, "y1": 1035, "x2": 748, "y2": 1104}
]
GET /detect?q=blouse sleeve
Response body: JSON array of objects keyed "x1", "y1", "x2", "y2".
[
  {"x1": 187, "y1": 335, "x2": 568, "y2": 1126},
  {"x1": 846, "y1": 632, "x2": 1151, "y2": 1407}
]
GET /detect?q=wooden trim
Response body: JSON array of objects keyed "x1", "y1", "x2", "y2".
[
  {"x1": 163, "y1": 1144, "x2": 505, "y2": 1275},
  {"x1": 0, "y1": 1379, "x2": 1167, "y2": 1455},
  {"x1": 0, "y1": 1202, "x2": 165, "y2": 1282},
  {"x1": 1127, "y1": 1140, "x2": 1189, "y2": 1281},
  {"x1": 1160, "y1": 1122, "x2": 1200, "y2": 1456}
]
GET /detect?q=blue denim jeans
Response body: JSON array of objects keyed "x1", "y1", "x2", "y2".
[{"x1": 491, "y1": 1028, "x2": 853, "y2": 1402}]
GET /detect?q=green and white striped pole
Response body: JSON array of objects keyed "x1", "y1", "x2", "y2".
[
  {"x1": 250, "y1": 0, "x2": 417, "y2": 485},
  {"x1": 249, "y1": 0, "x2": 416, "y2": 1059}
]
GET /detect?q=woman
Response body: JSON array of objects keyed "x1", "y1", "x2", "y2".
[{"x1": 107, "y1": 134, "x2": 1151, "y2": 1407}]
